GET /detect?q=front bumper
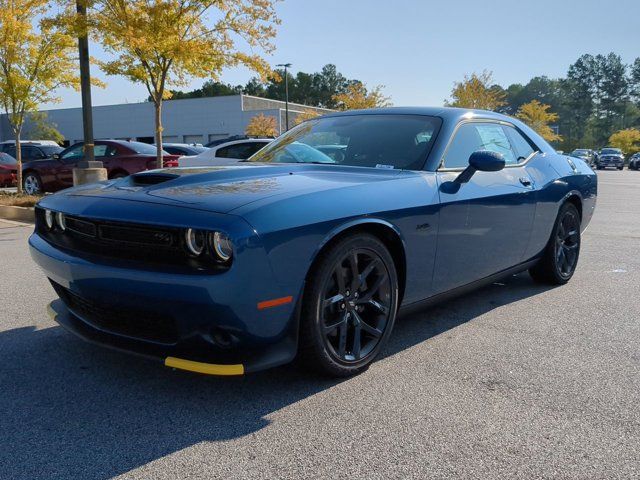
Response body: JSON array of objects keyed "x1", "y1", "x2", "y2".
[{"x1": 31, "y1": 232, "x2": 300, "y2": 374}]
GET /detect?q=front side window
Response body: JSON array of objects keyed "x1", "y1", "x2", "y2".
[
  {"x1": 442, "y1": 122, "x2": 518, "y2": 169},
  {"x1": 248, "y1": 115, "x2": 442, "y2": 170},
  {"x1": 60, "y1": 144, "x2": 85, "y2": 163}
]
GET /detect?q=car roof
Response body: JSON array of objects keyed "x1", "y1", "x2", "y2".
[{"x1": 321, "y1": 106, "x2": 511, "y2": 122}]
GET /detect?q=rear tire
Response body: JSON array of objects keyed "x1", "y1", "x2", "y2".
[
  {"x1": 529, "y1": 203, "x2": 581, "y2": 285},
  {"x1": 298, "y1": 234, "x2": 399, "y2": 377}
]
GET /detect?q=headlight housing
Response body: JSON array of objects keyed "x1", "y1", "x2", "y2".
[
  {"x1": 210, "y1": 231, "x2": 233, "y2": 262},
  {"x1": 44, "y1": 209, "x2": 54, "y2": 230},
  {"x1": 55, "y1": 212, "x2": 66, "y2": 231},
  {"x1": 185, "y1": 228, "x2": 206, "y2": 256}
]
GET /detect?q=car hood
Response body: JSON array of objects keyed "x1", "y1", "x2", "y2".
[{"x1": 60, "y1": 164, "x2": 406, "y2": 214}]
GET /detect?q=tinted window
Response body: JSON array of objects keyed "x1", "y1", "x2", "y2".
[
  {"x1": 505, "y1": 126, "x2": 536, "y2": 161},
  {"x1": 443, "y1": 123, "x2": 518, "y2": 169},
  {"x1": 217, "y1": 142, "x2": 267, "y2": 159},
  {"x1": 163, "y1": 146, "x2": 186, "y2": 155},
  {"x1": 601, "y1": 148, "x2": 622, "y2": 155},
  {"x1": 249, "y1": 115, "x2": 441, "y2": 170},
  {"x1": 5, "y1": 145, "x2": 46, "y2": 160}
]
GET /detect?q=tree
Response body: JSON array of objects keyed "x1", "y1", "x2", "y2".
[
  {"x1": 245, "y1": 113, "x2": 277, "y2": 137},
  {"x1": 24, "y1": 111, "x2": 65, "y2": 144},
  {"x1": 0, "y1": 0, "x2": 79, "y2": 194},
  {"x1": 293, "y1": 108, "x2": 321, "y2": 126},
  {"x1": 516, "y1": 100, "x2": 561, "y2": 142},
  {"x1": 609, "y1": 128, "x2": 640, "y2": 155},
  {"x1": 446, "y1": 71, "x2": 506, "y2": 110},
  {"x1": 94, "y1": 0, "x2": 279, "y2": 168},
  {"x1": 332, "y1": 82, "x2": 390, "y2": 110}
]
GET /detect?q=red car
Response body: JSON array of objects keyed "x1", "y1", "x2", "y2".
[
  {"x1": 21, "y1": 140, "x2": 179, "y2": 194},
  {"x1": 0, "y1": 152, "x2": 17, "y2": 187}
]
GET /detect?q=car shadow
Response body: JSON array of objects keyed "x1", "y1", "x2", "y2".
[{"x1": 0, "y1": 272, "x2": 551, "y2": 479}]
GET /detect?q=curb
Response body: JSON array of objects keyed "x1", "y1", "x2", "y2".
[{"x1": 0, "y1": 205, "x2": 35, "y2": 223}]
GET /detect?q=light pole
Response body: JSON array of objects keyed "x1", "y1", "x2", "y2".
[
  {"x1": 76, "y1": 0, "x2": 94, "y2": 163},
  {"x1": 276, "y1": 63, "x2": 292, "y2": 131}
]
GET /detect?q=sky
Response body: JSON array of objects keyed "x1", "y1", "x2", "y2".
[{"x1": 46, "y1": 0, "x2": 640, "y2": 110}]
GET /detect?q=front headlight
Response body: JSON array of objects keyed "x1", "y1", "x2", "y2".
[
  {"x1": 44, "y1": 209, "x2": 54, "y2": 230},
  {"x1": 185, "y1": 228, "x2": 206, "y2": 256},
  {"x1": 55, "y1": 212, "x2": 66, "y2": 231},
  {"x1": 210, "y1": 231, "x2": 233, "y2": 262}
]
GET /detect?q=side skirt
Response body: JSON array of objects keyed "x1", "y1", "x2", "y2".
[{"x1": 397, "y1": 259, "x2": 539, "y2": 317}]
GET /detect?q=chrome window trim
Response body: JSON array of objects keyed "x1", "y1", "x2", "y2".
[{"x1": 437, "y1": 119, "x2": 540, "y2": 172}]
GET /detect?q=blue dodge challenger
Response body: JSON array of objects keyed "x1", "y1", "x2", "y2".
[{"x1": 30, "y1": 107, "x2": 597, "y2": 377}]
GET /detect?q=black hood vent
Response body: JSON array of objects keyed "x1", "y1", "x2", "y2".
[{"x1": 131, "y1": 172, "x2": 179, "y2": 185}]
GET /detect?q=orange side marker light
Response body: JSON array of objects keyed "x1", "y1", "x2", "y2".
[{"x1": 257, "y1": 296, "x2": 293, "y2": 310}]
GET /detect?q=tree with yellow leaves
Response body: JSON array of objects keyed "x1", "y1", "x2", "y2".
[
  {"x1": 515, "y1": 100, "x2": 562, "y2": 142},
  {"x1": 609, "y1": 128, "x2": 640, "y2": 155},
  {"x1": 93, "y1": 0, "x2": 279, "y2": 168},
  {"x1": 293, "y1": 108, "x2": 321, "y2": 126},
  {"x1": 446, "y1": 70, "x2": 506, "y2": 111},
  {"x1": 245, "y1": 113, "x2": 278, "y2": 137},
  {"x1": 0, "y1": 0, "x2": 79, "y2": 194},
  {"x1": 332, "y1": 82, "x2": 391, "y2": 110}
]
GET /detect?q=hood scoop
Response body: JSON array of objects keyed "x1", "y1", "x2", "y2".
[{"x1": 131, "y1": 172, "x2": 180, "y2": 185}]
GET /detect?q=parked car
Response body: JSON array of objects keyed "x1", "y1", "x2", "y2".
[
  {"x1": 0, "y1": 139, "x2": 61, "y2": 148},
  {"x1": 21, "y1": 140, "x2": 180, "y2": 194},
  {"x1": 0, "y1": 152, "x2": 17, "y2": 187},
  {"x1": 628, "y1": 153, "x2": 640, "y2": 170},
  {"x1": 32, "y1": 107, "x2": 597, "y2": 377},
  {"x1": 158, "y1": 143, "x2": 209, "y2": 157},
  {"x1": 0, "y1": 142, "x2": 63, "y2": 162},
  {"x1": 570, "y1": 149, "x2": 596, "y2": 166},
  {"x1": 596, "y1": 147, "x2": 624, "y2": 170},
  {"x1": 178, "y1": 138, "x2": 272, "y2": 167}
]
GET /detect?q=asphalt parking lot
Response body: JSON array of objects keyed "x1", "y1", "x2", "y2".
[{"x1": 0, "y1": 170, "x2": 638, "y2": 479}]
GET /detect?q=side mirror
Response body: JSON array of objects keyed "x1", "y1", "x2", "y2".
[
  {"x1": 455, "y1": 150, "x2": 505, "y2": 183},
  {"x1": 53, "y1": 153, "x2": 61, "y2": 160}
]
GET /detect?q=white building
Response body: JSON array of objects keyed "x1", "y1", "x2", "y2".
[{"x1": 0, "y1": 94, "x2": 332, "y2": 146}]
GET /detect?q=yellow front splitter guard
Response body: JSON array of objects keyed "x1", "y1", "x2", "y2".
[
  {"x1": 49, "y1": 301, "x2": 244, "y2": 376},
  {"x1": 164, "y1": 357, "x2": 244, "y2": 376}
]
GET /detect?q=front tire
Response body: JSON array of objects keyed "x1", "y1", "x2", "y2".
[
  {"x1": 298, "y1": 234, "x2": 399, "y2": 377},
  {"x1": 23, "y1": 172, "x2": 42, "y2": 195},
  {"x1": 530, "y1": 203, "x2": 581, "y2": 285}
]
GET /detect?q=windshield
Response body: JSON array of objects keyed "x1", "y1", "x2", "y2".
[
  {"x1": 601, "y1": 148, "x2": 621, "y2": 155},
  {"x1": 0, "y1": 153, "x2": 16, "y2": 165},
  {"x1": 40, "y1": 146, "x2": 63, "y2": 156},
  {"x1": 572, "y1": 150, "x2": 588, "y2": 155},
  {"x1": 248, "y1": 114, "x2": 441, "y2": 170}
]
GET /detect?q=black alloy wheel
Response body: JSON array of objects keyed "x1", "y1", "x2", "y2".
[
  {"x1": 530, "y1": 202, "x2": 581, "y2": 285},
  {"x1": 554, "y1": 208, "x2": 580, "y2": 279},
  {"x1": 299, "y1": 234, "x2": 399, "y2": 376}
]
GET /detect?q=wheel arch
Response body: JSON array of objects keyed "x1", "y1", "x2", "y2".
[
  {"x1": 108, "y1": 168, "x2": 129, "y2": 179},
  {"x1": 563, "y1": 191, "x2": 583, "y2": 223},
  {"x1": 306, "y1": 219, "x2": 408, "y2": 305}
]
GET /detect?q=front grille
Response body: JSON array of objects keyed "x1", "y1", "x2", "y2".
[
  {"x1": 35, "y1": 208, "x2": 225, "y2": 273},
  {"x1": 52, "y1": 281, "x2": 178, "y2": 344}
]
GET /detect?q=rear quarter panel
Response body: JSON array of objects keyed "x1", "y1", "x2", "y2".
[{"x1": 523, "y1": 152, "x2": 597, "y2": 260}]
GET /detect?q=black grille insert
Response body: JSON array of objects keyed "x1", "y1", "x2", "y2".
[{"x1": 52, "y1": 281, "x2": 178, "y2": 344}]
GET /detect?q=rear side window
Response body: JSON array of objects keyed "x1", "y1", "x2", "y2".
[
  {"x1": 505, "y1": 126, "x2": 537, "y2": 162},
  {"x1": 216, "y1": 143, "x2": 264, "y2": 159},
  {"x1": 443, "y1": 122, "x2": 518, "y2": 169}
]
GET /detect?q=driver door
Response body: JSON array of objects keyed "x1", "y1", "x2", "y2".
[{"x1": 433, "y1": 121, "x2": 537, "y2": 293}]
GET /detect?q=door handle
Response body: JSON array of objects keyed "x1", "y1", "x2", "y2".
[{"x1": 519, "y1": 177, "x2": 532, "y2": 187}]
